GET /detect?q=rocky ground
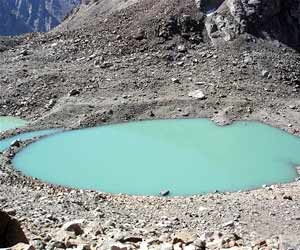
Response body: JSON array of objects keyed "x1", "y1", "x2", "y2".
[
  {"x1": 1, "y1": 175, "x2": 300, "y2": 249},
  {"x1": 1, "y1": 0, "x2": 300, "y2": 248}
]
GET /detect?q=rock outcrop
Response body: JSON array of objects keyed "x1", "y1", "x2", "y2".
[
  {"x1": 0, "y1": 210, "x2": 28, "y2": 248},
  {"x1": 203, "y1": 0, "x2": 300, "y2": 49}
]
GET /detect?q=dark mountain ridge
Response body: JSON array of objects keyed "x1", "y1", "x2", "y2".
[{"x1": 0, "y1": 0, "x2": 80, "y2": 36}]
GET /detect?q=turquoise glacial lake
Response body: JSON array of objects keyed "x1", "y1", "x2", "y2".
[
  {"x1": 0, "y1": 116, "x2": 27, "y2": 132},
  {"x1": 0, "y1": 129, "x2": 63, "y2": 152},
  {"x1": 13, "y1": 119, "x2": 300, "y2": 196}
]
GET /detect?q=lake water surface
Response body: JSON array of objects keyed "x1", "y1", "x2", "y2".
[
  {"x1": 0, "y1": 129, "x2": 63, "y2": 152},
  {"x1": 12, "y1": 119, "x2": 300, "y2": 196},
  {"x1": 0, "y1": 116, "x2": 27, "y2": 132}
]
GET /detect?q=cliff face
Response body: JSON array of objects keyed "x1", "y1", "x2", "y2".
[
  {"x1": 0, "y1": 0, "x2": 80, "y2": 36},
  {"x1": 204, "y1": 0, "x2": 300, "y2": 49}
]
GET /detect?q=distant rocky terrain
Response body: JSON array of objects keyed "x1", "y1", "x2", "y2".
[
  {"x1": 0, "y1": 0, "x2": 80, "y2": 36},
  {"x1": 1, "y1": 0, "x2": 300, "y2": 248}
]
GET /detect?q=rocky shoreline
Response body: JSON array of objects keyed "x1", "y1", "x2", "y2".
[{"x1": 1, "y1": 113, "x2": 300, "y2": 249}]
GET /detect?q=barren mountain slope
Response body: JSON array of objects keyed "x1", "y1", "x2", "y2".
[
  {"x1": 59, "y1": 0, "x2": 300, "y2": 50},
  {"x1": 0, "y1": 0, "x2": 299, "y2": 125}
]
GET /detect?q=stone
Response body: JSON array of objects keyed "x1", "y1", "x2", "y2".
[
  {"x1": 222, "y1": 221, "x2": 234, "y2": 228},
  {"x1": 198, "y1": 206, "x2": 207, "y2": 212},
  {"x1": 94, "y1": 59, "x2": 101, "y2": 66},
  {"x1": 228, "y1": 240, "x2": 237, "y2": 247},
  {"x1": 178, "y1": 45, "x2": 187, "y2": 52},
  {"x1": 4, "y1": 208, "x2": 16, "y2": 216},
  {"x1": 283, "y1": 195, "x2": 293, "y2": 200},
  {"x1": 74, "y1": 244, "x2": 91, "y2": 250},
  {"x1": 173, "y1": 231, "x2": 197, "y2": 244},
  {"x1": 171, "y1": 78, "x2": 180, "y2": 84},
  {"x1": 0, "y1": 210, "x2": 28, "y2": 247},
  {"x1": 0, "y1": 197, "x2": 7, "y2": 202},
  {"x1": 160, "y1": 243, "x2": 173, "y2": 250},
  {"x1": 47, "y1": 99, "x2": 56, "y2": 108},
  {"x1": 19, "y1": 50, "x2": 29, "y2": 56},
  {"x1": 69, "y1": 89, "x2": 80, "y2": 96},
  {"x1": 62, "y1": 219, "x2": 85, "y2": 235},
  {"x1": 98, "y1": 241, "x2": 129, "y2": 250},
  {"x1": 261, "y1": 70, "x2": 270, "y2": 78},
  {"x1": 11, "y1": 243, "x2": 34, "y2": 250},
  {"x1": 173, "y1": 242, "x2": 183, "y2": 250},
  {"x1": 54, "y1": 228, "x2": 75, "y2": 244},
  {"x1": 10, "y1": 140, "x2": 21, "y2": 148},
  {"x1": 149, "y1": 111, "x2": 155, "y2": 117},
  {"x1": 66, "y1": 238, "x2": 88, "y2": 248},
  {"x1": 100, "y1": 62, "x2": 113, "y2": 68},
  {"x1": 120, "y1": 236, "x2": 143, "y2": 243},
  {"x1": 134, "y1": 29, "x2": 145, "y2": 40},
  {"x1": 111, "y1": 246, "x2": 128, "y2": 250},
  {"x1": 184, "y1": 244, "x2": 197, "y2": 250},
  {"x1": 253, "y1": 239, "x2": 267, "y2": 247},
  {"x1": 45, "y1": 240, "x2": 65, "y2": 250},
  {"x1": 206, "y1": 239, "x2": 223, "y2": 249},
  {"x1": 195, "y1": 81, "x2": 205, "y2": 85},
  {"x1": 188, "y1": 90, "x2": 206, "y2": 100},
  {"x1": 31, "y1": 239, "x2": 44, "y2": 250},
  {"x1": 194, "y1": 238, "x2": 206, "y2": 249},
  {"x1": 159, "y1": 190, "x2": 170, "y2": 196}
]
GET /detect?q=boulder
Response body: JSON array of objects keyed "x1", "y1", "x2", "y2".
[
  {"x1": 222, "y1": 220, "x2": 234, "y2": 228},
  {"x1": 261, "y1": 70, "x2": 270, "y2": 78},
  {"x1": 69, "y1": 89, "x2": 80, "y2": 96},
  {"x1": 119, "y1": 236, "x2": 143, "y2": 243},
  {"x1": 10, "y1": 140, "x2": 21, "y2": 148},
  {"x1": 160, "y1": 243, "x2": 173, "y2": 250},
  {"x1": 11, "y1": 243, "x2": 34, "y2": 250},
  {"x1": 0, "y1": 210, "x2": 28, "y2": 247},
  {"x1": 177, "y1": 45, "x2": 187, "y2": 52},
  {"x1": 173, "y1": 231, "x2": 197, "y2": 244},
  {"x1": 62, "y1": 219, "x2": 85, "y2": 236},
  {"x1": 159, "y1": 190, "x2": 170, "y2": 196},
  {"x1": 188, "y1": 90, "x2": 206, "y2": 100}
]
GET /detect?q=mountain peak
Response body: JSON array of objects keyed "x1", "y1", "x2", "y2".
[{"x1": 0, "y1": 0, "x2": 80, "y2": 36}]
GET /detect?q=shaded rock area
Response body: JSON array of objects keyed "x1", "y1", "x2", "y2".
[
  {"x1": 0, "y1": 210, "x2": 28, "y2": 247},
  {"x1": 204, "y1": 0, "x2": 300, "y2": 49}
]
